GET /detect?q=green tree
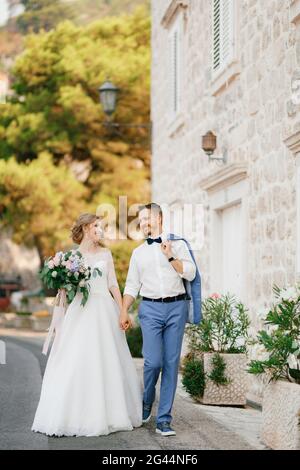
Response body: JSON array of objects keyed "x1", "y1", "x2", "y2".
[
  {"x1": 0, "y1": 7, "x2": 150, "y2": 278},
  {"x1": 0, "y1": 152, "x2": 87, "y2": 266},
  {"x1": 0, "y1": 7, "x2": 151, "y2": 212},
  {"x1": 15, "y1": 0, "x2": 74, "y2": 34}
]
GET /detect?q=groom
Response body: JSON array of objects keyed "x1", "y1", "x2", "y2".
[{"x1": 121, "y1": 203, "x2": 197, "y2": 437}]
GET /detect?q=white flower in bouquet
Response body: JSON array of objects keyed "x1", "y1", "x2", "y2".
[{"x1": 51, "y1": 271, "x2": 58, "y2": 278}]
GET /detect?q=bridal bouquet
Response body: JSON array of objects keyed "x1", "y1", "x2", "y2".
[{"x1": 40, "y1": 250, "x2": 98, "y2": 306}]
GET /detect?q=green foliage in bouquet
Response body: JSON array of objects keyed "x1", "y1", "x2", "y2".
[{"x1": 248, "y1": 285, "x2": 300, "y2": 384}]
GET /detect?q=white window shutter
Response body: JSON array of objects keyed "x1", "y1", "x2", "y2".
[
  {"x1": 213, "y1": 0, "x2": 235, "y2": 75},
  {"x1": 222, "y1": 0, "x2": 234, "y2": 64}
]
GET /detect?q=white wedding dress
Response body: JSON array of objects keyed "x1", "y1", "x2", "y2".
[{"x1": 31, "y1": 249, "x2": 142, "y2": 437}]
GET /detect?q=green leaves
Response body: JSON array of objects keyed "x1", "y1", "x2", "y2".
[
  {"x1": 16, "y1": 0, "x2": 75, "y2": 34},
  {"x1": 0, "y1": 152, "x2": 87, "y2": 260},
  {"x1": 186, "y1": 294, "x2": 250, "y2": 354},
  {"x1": 248, "y1": 360, "x2": 267, "y2": 375},
  {"x1": 208, "y1": 353, "x2": 231, "y2": 386},
  {"x1": 248, "y1": 284, "x2": 300, "y2": 384},
  {"x1": 80, "y1": 283, "x2": 90, "y2": 307},
  {"x1": 182, "y1": 357, "x2": 205, "y2": 399},
  {"x1": 0, "y1": 7, "x2": 151, "y2": 260}
]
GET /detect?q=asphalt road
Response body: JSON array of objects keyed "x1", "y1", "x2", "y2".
[{"x1": 0, "y1": 334, "x2": 255, "y2": 450}]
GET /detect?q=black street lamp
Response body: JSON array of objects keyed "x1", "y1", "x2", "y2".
[
  {"x1": 98, "y1": 80, "x2": 119, "y2": 118},
  {"x1": 98, "y1": 80, "x2": 151, "y2": 142}
]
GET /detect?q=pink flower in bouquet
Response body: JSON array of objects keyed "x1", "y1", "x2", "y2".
[
  {"x1": 65, "y1": 260, "x2": 72, "y2": 270},
  {"x1": 48, "y1": 260, "x2": 55, "y2": 269},
  {"x1": 53, "y1": 256, "x2": 61, "y2": 267}
]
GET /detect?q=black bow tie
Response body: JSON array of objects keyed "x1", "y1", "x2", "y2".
[{"x1": 146, "y1": 236, "x2": 162, "y2": 245}]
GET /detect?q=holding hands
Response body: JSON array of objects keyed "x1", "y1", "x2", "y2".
[{"x1": 119, "y1": 309, "x2": 133, "y2": 331}]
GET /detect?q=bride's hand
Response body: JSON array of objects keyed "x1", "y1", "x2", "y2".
[{"x1": 119, "y1": 311, "x2": 132, "y2": 331}]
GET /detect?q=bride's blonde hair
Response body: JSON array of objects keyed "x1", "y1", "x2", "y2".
[{"x1": 71, "y1": 213, "x2": 105, "y2": 246}]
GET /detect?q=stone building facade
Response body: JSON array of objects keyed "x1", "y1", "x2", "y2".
[{"x1": 151, "y1": 0, "x2": 300, "y2": 402}]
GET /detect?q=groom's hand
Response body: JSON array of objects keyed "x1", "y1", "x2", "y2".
[
  {"x1": 119, "y1": 311, "x2": 132, "y2": 331},
  {"x1": 161, "y1": 240, "x2": 173, "y2": 258}
]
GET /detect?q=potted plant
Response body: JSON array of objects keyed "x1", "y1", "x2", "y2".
[
  {"x1": 248, "y1": 284, "x2": 300, "y2": 450},
  {"x1": 182, "y1": 293, "x2": 250, "y2": 405}
]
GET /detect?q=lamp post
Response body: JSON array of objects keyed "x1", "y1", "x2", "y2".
[
  {"x1": 98, "y1": 80, "x2": 151, "y2": 139},
  {"x1": 98, "y1": 80, "x2": 119, "y2": 118}
]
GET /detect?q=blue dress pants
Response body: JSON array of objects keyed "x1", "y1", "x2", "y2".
[{"x1": 138, "y1": 299, "x2": 188, "y2": 424}]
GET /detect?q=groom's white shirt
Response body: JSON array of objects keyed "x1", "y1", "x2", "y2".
[{"x1": 124, "y1": 232, "x2": 196, "y2": 299}]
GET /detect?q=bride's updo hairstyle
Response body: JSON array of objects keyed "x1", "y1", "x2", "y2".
[{"x1": 71, "y1": 213, "x2": 104, "y2": 246}]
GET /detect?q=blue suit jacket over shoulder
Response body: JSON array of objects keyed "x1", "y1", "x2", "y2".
[{"x1": 167, "y1": 233, "x2": 202, "y2": 325}]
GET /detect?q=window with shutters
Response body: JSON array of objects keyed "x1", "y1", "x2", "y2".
[
  {"x1": 212, "y1": 0, "x2": 236, "y2": 80},
  {"x1": 169, "y1": 15, "x2": 182, "y2": 119}
]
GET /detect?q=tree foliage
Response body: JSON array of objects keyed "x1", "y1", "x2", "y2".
[
  {"x1": 1, "y1": 7, "x2": 150, "y2": 197},
  {"x1": 0, "y1": 152, "x2": 87, "y2": 263},
  {"x1": 0, "y1": 6, "x2": 150, "y2": 279},
  {"x1": 15, "y1": 0, "x2": 75, "y2": 34},
  {"x1": 0, "y1": 7, "x2": 150, "y2": 249}
]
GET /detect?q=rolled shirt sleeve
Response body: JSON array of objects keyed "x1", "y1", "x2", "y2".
[
  {"x1": 123, "y1": 251, "x2": 141, "y2": 299},
  {"x1": 172, "y1": 240, "x2": 196, "y2": 282}
]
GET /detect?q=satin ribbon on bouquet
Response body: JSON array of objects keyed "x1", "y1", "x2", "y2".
[{"x1": 42, "y1": 289, "x2": 67, "y2": 355}]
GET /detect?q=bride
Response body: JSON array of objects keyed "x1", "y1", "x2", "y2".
[{"x1": 31, "y1": 213, "x2": 142, "y2": 437}]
